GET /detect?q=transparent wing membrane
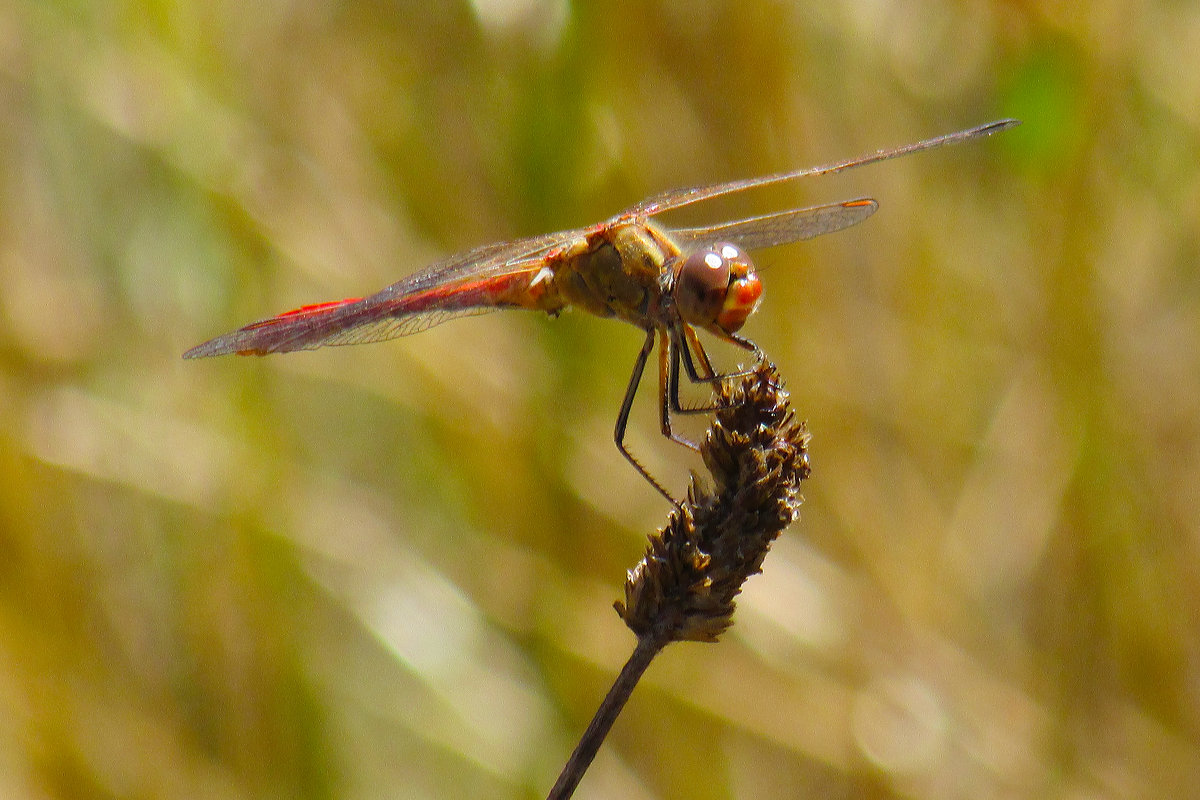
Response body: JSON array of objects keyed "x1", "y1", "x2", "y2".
[
  {"x1": 313, "y1": 307, "x2": 496, "y2": 349},
  {"x1": 629, "y1": 119, "x2": 1018, "y2": 218},
  {"x1": 669, "y1": 198, "x2": 878, "y2": 250},
  {"x1": 183, "y1": 229, "x2": 581, "y2": 358}
]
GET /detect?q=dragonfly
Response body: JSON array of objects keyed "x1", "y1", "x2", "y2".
[{"x1": 185, "y1": 118, "x2": 1019, "y2": 502}]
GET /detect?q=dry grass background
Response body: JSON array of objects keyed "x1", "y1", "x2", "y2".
[{"x1": 1, "y1": 2, "x2": 1197, "y2": 798}]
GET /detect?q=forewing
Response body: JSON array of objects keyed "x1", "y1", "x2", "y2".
[
  {"x1": 669, "y1": 198, "x2": 878, "y2": 250},
  {"x1": 624, "y1": 119, "x2": 1019, "y2": 219}
]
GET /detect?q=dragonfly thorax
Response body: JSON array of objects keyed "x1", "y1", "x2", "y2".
[
  {"x1": 673, "y1": 242, "x2": 763, "y2": 334},
  {"x1": 556, "y1": 223, "x2": 674, "y2": 326}
]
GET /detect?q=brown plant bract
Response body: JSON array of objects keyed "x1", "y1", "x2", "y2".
[{"x1": 615, "y1": 361, "x2": 811, "y2": 643}]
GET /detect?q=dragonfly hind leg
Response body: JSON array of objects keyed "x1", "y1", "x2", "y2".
[{"x1": 614, "y1": 328, "x2": 678, "y2": 504}]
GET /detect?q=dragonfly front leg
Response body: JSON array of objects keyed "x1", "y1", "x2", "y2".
[
  {"x1": 720, "y1": 330, "x2": 766, "y2": 369},
  {"x1": 615, "y1": 328, "x2": 677, "y2": 504},
  {"x1": 668, "y1": 325, "x2": 765, "y2": 417},
  {"x1": 683, "y1": 326, "x2": 764, "y2": 386}
]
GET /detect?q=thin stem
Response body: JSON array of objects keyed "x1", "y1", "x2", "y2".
[
  {"x1": 546, "y1": 630, "x2": 669, "y2": 800},
  {"x1": 548, "y1": 361, "x2": 808, "y2": 797}
]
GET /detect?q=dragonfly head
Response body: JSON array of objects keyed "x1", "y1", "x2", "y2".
[{"x1": 674, "y1": 242, "x2": 763, "y2": 334}]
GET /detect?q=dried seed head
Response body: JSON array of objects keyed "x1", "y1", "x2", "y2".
[{"x1": 615, "y1": 360, "x2": 811, "y2": 643}]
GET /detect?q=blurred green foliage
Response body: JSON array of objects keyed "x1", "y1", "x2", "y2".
[{"x1": 1, "y1": 1, "x2": 1198, "y2": 798}]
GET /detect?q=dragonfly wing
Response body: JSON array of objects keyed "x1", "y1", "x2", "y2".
[
  {"x1": 184, "y1": 227, "x2": 585, "y2": 358},
  {"x1": 182, "y1": 301, "x2": 503, "y2": 358},
  {"x1": 303, "y1": 306, "x2": 496, "y2": 348},
  {"x1": 669, "y1": 198, "x2": 878, "y2": 250},
  {"x1": 626, "y1": 119, "x2": 1019, "y2": 218}
]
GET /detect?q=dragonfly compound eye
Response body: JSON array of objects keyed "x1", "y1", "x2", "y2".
[
  {"x1": 675, "y1": 243, "x2": 761, "y2": 333},
  {"x1": 675, "y1": 244, "x2": 735, "y2": 325}
]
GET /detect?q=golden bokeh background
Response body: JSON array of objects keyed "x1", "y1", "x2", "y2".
[{"x1": 2, "y1": 1, "x2": 1197, "y2": 798}]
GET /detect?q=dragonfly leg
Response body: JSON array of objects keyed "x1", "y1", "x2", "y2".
[
  {"x1": 693, "y1": 327, "x2": 764, "y2": 382},
  {"x1": 722, "y1": 331, "x2": 766, "y2": 367},
  {"x1": 614, "y1": 328, "x2": 763, "y2": 503},
  {"x1": 615, "y1": 328, "x2": 677, "y2": 504},
  {"x1": 680, "y1": 325, "x2": 717, "y2": 383},
  {"x1": 667, "y1": 326, "x2": 716, "y2": 416},
  {"x1": 659, "y1": 329, "x2": 701, "y2": 453},
  {"x1": 669, "y1": 326, "x2": 765, "y2": 416}
]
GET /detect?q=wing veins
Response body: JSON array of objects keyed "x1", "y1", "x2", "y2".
[
  {"x1": 184, "y1": 227, "x2": 583, "y2": 357},
  {"x1": 628, "y1": 119, "x2": 1019, "y2": 219},
  {"x1": 668, "y1": 198, "x2": 878, "y2": 250}
]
